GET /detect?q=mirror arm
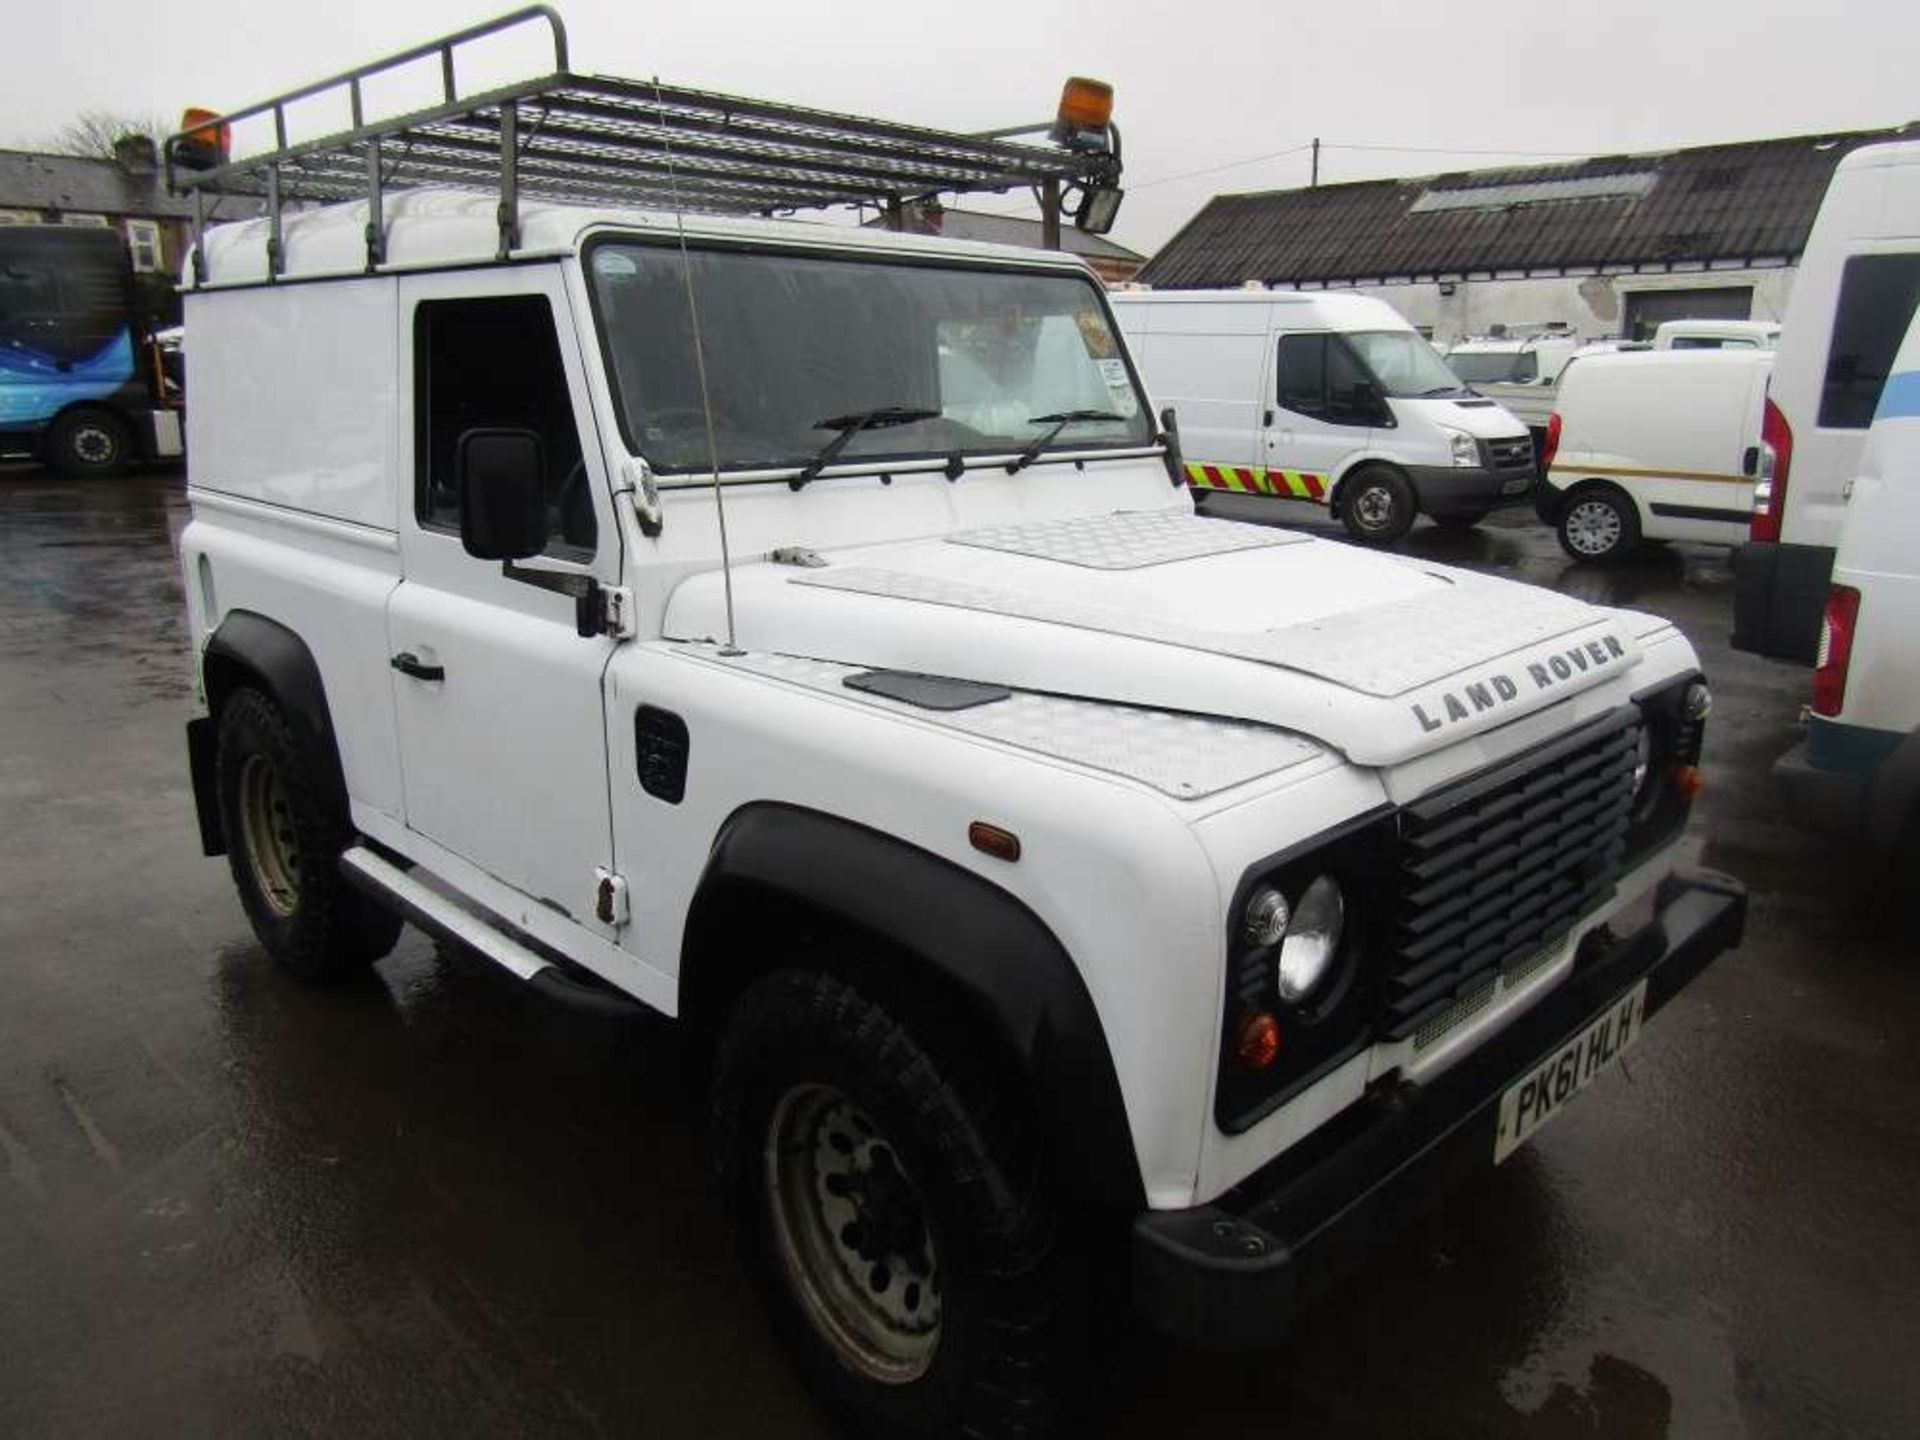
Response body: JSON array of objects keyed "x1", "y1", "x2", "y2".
[{"x1": 501, "y1": 562, "x2": 605, "y2": 638}]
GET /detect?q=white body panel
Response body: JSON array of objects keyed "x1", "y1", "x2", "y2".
[
  {"x1": 1113, "y1": 290, "x2": 1529, "y2": 506},
  {"x1": 1767, "y1": 141, "x2": 1920, "y2": 551},
  {"x1": 1828, "y1": 315, "x2": 1920, "y2": 738},
  {"x1": 180, "y1": 194, "x2": 1705, "y2": 1210},
  {"x1": 1651, "y1": 318, "x2": 1780, "y2": 350},
  {"x1": 1549, "y1": 349, "x2": 1771, "y2": 544}
]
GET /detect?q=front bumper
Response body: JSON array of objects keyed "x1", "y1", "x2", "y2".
[
  {"x1": 1404, "y1": 463, "x2": 1535, "y2": 517},
  {"x1": 1131, "y1": 867, "x2": 1746, "y2": 1350}
]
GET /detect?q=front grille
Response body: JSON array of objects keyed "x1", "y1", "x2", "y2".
[
  {"x1": 1380, "y1": 711, "x2": 1641, "y2": 1040},
  {"x1": 1485, "y1": 436, "x2": 1536, "y2": 472}
]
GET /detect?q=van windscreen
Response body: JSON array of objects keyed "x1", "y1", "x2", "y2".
[
  {"x1": 1346, "y1": 330, "x2": 1473, "y2": 397},
  {"x1": 584, "y1": 241, "x2": 1150, "y2": 475}
]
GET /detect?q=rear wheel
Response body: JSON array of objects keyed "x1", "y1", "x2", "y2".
[
  {"x1": 1338, "y1": 465, "x2": 1416, "y2": 544},
  {"x1": 1557, "y1": 483, "x2": 1641, "y2": 563},
  {"x1": 715, "y1": 969, "x2": 1073, "y2": 1439},
  {"x1": 216, "y1": 687, "x2": 400, "y2": 980},
  {"x1": 46, "y1": 408, "x2": 131, "y2": 478}
]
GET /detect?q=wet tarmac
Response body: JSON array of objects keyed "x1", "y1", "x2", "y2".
[{"x1": 1, "y1": 466, "x2": 1915, "y2": 1438}]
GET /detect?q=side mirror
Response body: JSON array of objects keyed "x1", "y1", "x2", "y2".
[
  {"x1": 457, "y1": 428, "x2": 546, "y2": 561},
  {"x1": 1159, "y1": 405, "x2": 1184, "y2": 488}
]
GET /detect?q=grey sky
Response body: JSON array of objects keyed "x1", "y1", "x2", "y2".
[{"x1": 8, "y1": 0, "x2": 1918, "y2": 255}]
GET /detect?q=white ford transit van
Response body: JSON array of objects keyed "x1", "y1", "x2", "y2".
[
  {"x1": 1734, "y1": 140, "x2": 1920, "y2": 661},
  {"x1": 1540, "y1": 349, "x2": 1771, "y2": 562},
  {"x1": 1113, "y1": 290, "x2": 1537, "y2": 543},
  {"x1": 1774, "y1": 307, "x2": 1920, "y2": 860}
]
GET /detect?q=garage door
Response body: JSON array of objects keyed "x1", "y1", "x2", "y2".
[{"x1": 1622, "y1": 287, "x2": 1752, "y2": 341}]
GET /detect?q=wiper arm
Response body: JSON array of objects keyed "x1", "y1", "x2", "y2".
[
  {"x1": 791, "y1": 406, "x2": 940, "y2": 490},
  {"x1": 1006, "y1": 409, "x2": 1125, "y2": 474}
]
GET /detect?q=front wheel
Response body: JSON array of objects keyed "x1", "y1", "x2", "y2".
[
  {"x1": 1557, "y1": 484, "x2": 1641, "y2": 563},
  {"x1": 1338, "y1": 465, "x2": 1416, "y2": 544},
  {"x1": 46, "y1": 408, "x2": 132, "y2": 477},
  {"x1": 216, "y1": 687, "x2": 401, "y2": 980},
  {"x1": 714, "y1": 970, "x2": 1073, "y2": 1438}
]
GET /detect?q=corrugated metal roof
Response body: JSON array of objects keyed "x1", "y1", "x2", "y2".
[{"x1": 1138, "y1": 125, "x2": 1914, "y2": 288}]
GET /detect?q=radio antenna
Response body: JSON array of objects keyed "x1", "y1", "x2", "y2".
[{"x1": 653, "y1": 76, "x2": 740, "y2": 654}]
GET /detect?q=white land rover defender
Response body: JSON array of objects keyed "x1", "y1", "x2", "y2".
[{"x1": 171, "y1": 12, "x2": 1746, "y2": 1436}]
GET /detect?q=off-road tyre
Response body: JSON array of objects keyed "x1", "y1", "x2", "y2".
[
  {"x1": 215, "y1": 687, "x2": 401, "y2": 980},
  {"x1": 714, "y1": 969, "x2": 1073, "y2": 1440},
  {"x1": 1338, "y1": 464, "x2": 1417, "y2": 544},
  {"x1": 46, "y1": 407, "x2": 132, "y2": 478},
  {"x1": 1557, "y1": 482, "x2": 1641, "y2": 564}
]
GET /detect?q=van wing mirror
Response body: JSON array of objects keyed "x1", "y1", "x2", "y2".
[
  {"x1": 1159, "y1": 405, "x2": 1185, "y2": 488},
  {"x1": 457, "y1": 428, "x2": 547, "y2": 561}
]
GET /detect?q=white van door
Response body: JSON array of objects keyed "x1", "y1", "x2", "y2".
[
  {"x1": 387, "y1": 267, "x2": 624, "y2": 938},
  {"x1": 1262, "y1": 330, "x2": 1374, "y2": 503}
]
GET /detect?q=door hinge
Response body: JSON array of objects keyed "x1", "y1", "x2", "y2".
[
  {"x1": 599, "y1": 585, "x2": 637, "y2": 640},
  {"x1": 593, "y1": 868, "x2": 630, "y2": 927}
]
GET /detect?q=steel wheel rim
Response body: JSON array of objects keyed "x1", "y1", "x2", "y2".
[
  {"x1": 239, "y1": 753, "x2": 300, "y2": 917},
  {"x1": 766, "y1": 1083, "x2": 942, "y2": 1384},
  {"x1": 73, "y1": 424, "x2": 117, "y2": 465},
  {"x1": 1353, "y1": 484, "x2": 1395, "y2": 530},
  {"x1": 1566, "y1": 499, "x2": 1622, "y2": 555}
]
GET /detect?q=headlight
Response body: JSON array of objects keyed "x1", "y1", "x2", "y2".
[
  {"x1": 1439, "y1": 426, "x2": 1479, "y2": 468},
  {"x1": 1631, "y1": 725, "x2": 1654, "y2": 800},
  {"x1": 1276, "y1": 875, "x2": 1345, "y2": 1003}
]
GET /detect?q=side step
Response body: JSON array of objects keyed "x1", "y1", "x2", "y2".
[{"x1": 340, "y1": 846, "x2": 648, "y2": 1021}]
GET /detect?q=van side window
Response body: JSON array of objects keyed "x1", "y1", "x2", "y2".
[
  {"x1": 1276, "y1": 334, "x2": 1327, "y2": 416},
  {"x1": 1820, "y1": 254, "x2": 1920, "y2": 429},
  {"x1": 414, "y1": 295, "x2": 595, "y2": 557}
]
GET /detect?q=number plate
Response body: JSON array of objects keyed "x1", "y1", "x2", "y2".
[
  {"x1": 1501, "y1": 475, "x2": 1534, "y2": 495},
  {"x1": 1494, "y1": 980, "x2": 1647, "y2": 1162}
]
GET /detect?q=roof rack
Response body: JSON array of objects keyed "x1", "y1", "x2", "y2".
[{"x1": 164, "y1": 5, "x2": 1123, "y2": 284}]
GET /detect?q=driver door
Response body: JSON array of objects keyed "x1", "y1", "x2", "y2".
[
  {"x1": 386, "y1": 267, "x2": 624, "y2": 937},
  {"x1": 1263, "y1": 330, "x2": 1376, "y2": 497}
]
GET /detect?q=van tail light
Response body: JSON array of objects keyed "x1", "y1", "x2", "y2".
[
  {"x1": 1540, "y1": 412, "x2": 1562, "y2": 472},
  {"x1": 1750, "y1": 397, "x2": 1793, "y2": 542},
  {"x1": 1812, "y1": 584, "x2": 1860, "y2": 717}
]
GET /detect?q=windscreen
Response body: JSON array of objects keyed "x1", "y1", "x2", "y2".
[
  {"x1": 1346, "y1": 329, "x2": 1471, "y2": 397},
  {"x1": 587, "y1": 241, "x2": 1150, "y2": 474},
  {"x1": 1446, "y1": 350, "x2": 1536, "y2": 384}
]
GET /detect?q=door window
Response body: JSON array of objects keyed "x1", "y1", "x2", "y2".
[
  {"x1": 1275, "y1": 333, "x2": 1375, "y2": 426},
  {"x1": 414, "y1": 295, "x2": 595, "y2": 557},
  {"x1": 1819, "y1": 253, "x2": 1920, "y2": 429}
]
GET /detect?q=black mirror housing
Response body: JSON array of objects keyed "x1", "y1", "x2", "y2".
[{"x1": 457, "y1": 428, "x2": 547, "y2": 561}]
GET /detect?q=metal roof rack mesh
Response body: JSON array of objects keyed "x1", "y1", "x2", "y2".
[{"x1": 164, "y1": 5, "x2": 1123, "y2": 283}]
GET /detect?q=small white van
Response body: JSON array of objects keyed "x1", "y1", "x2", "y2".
[
  {"x1": 1651, "y1": 319, "x2": 1780, "y2": 351},
  {"x1": 1774, "y1": 307, "x2": 1920, "y2": 860},
  {"x1": 1113, "y1": 290, "x2": 1537, "y2": 542},
  {"x1": 1540, "y1": 349, "x2": 1771, "y2": 562},
  {"x1": 1734, "y1": 140, "x2": 1920, "y2": 661}
]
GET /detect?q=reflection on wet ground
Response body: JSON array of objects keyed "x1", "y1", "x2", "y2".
[{"x1": 2, "y1": 467, "x2": 1916, "y2": 1438}]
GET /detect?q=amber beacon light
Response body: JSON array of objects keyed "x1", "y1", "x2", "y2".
[{"x1": 1052, "y1": 78, "x2": 1114, "y2": 143}]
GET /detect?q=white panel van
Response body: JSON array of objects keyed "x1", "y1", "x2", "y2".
[
  {"x1": 1733, "y1": 140, "x2": 1920, "y2": 661},
  {"x1": 1540, "y1": 349, "x2": 1771, "y2": 562},
  {"x1": 1113, "y1": 290, "x2": 1537, "y2": 543},
  {"x1": 1774, "y1": 307, "x2": 1920, "y2": 862}
]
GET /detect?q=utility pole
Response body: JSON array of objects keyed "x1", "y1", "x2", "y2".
[{"x1": 1311, "y1": 137, "x2": 1320, "y2": 187}]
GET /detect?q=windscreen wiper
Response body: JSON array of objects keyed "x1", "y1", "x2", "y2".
[
  {"x1": 791, "y1": 406, "x2": 940, "y2": 490},
  {"x1": 1006, "y1": 410, "x2": 1125, "y2": 474}
]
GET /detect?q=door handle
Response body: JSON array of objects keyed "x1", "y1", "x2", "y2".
[
  {"x1": 1263, "y1": 408, "x2": 1275, "y2": 427},
  {"x1": 390, "y1": 652, "x2": 445, "y2": 682}
]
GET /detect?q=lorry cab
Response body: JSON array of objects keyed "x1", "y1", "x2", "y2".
[
  {"x1": 1774, "y1": 306, "x2": 1920, "y2": 856},
  {"x1": 1113, "y1": 289, "x2": 1536, "y2": 543},
  {"x1": 1542, "y1": 348, "x2": 1772, "y2": 562},
  {"x1": 1734, "y1": 140, "x2": 1920, "y2": 662}
]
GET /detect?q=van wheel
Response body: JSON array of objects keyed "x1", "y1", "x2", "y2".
[
  {"x1": 47, "y1": 408, "x2": 131, "y2": 478},
  {"x1": 1338, "y1": 465, "x2": 1415, "y2": 544},
  {"x1": 714, "y1": 970, "x2": 1072, "y2": 1439},
  {"x1": 1557, "y1": 484, "x2": 1640, "y2": 563},
  {"x1": 216, "y1": 687, "x2": 401, "y2": 980}
]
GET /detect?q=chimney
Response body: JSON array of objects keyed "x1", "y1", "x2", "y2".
[{"x1": 113, "y1": 134, "x2": 158, "y2": 175}]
